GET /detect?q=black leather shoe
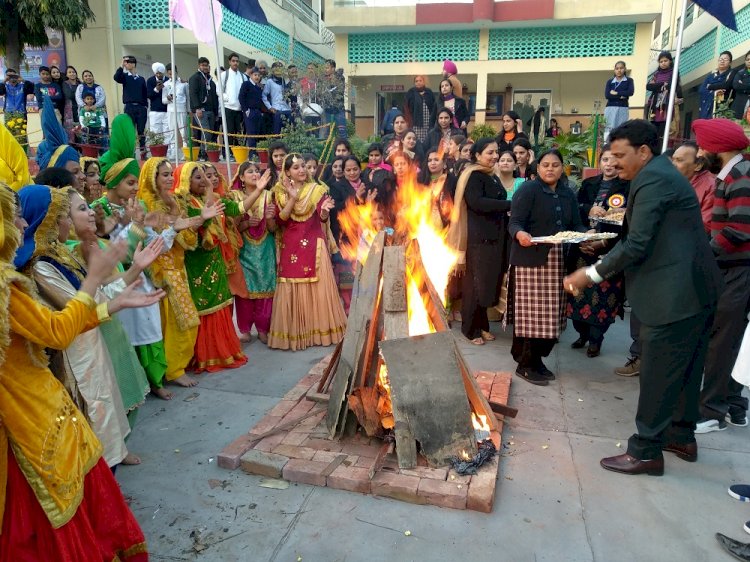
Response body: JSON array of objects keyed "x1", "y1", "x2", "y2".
[
  {"x1": 600, "y1": 453, "x2": 664, "y2": 476},
  {"x1": 515, "y1": 366, "x2": 549, "y2": 386},
  {"x1": 586, "y1": 344, "x2": 601, "y2": 357},
  {"x1": 663, "y1": 441, "x2": 698, "y2": 462},
  {"x1": 536, "y1": 362, "x2": 556, "y2": 380},
  {"x1": 716, "y1": 533, "x2": 750, "y2": 561},
  {"x1": 571, "y1": 337, "x2": 587, "y2": 349}
]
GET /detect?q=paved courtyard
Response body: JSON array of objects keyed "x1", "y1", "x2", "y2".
[{"x1": 118, "y1": 314, "x2": 749, "y2": 562}]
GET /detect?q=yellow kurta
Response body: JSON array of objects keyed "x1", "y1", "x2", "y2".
[{"x1": 0, "y1": 285, "x2": 103, "y2": 528}]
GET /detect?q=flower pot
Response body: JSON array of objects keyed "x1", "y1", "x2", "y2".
[
  {"x1": 149, "y1": 144, "x2": 168, "y2": 157},
  {"x1": 206, "y1": 149, "x2": 220, "y2": 163},
  {"x1": 231, "y1": 146, "x2": 250, "y2": 162},
  {"x1": 80, "y1": 144, "x2": 99, "y2": 158},
  {"x1": 582, "y1": 167, "x2": 600, "y2": 180},
  {"x1": 258, "y1": 149, "x2": 269, "y2": 164},
  {"x1": 182, "y1": 147, "x2": 200, "y2": 161}
]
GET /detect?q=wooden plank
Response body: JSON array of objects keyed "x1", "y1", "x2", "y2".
[
  {"x1": 405, "y1": 239, "x2": 450, "y2": 332},
  {"x1": 322, "y1": 454, "x2": 349, "y2": 478},
  {"x1": 347, "y1": 387, "x2": 382, "y2": 438},
  {"x1": 489, "y1": 400, "x2": 518, "y2": 419},
  {"x1": 316, "y1": 340, "x2": 342, "y2": 393},
  {"x1": 454, "y1": 343, "x2": 499, "y2": 433},
  {"x1": 306, "y1": 392, "x2": 330, "y2": 404},
  {"x1": 357, "y1": 289, "x2": 382, "y2": 388},
  {"x1": 248, "y1": 407, "x2": 324, "y2": 445},
  {"x1": 369, "y1": 442, "x2": 395, "y2": 479},
  {"x1": 393, "y1": 421, "x2": 417, "y2": 469},
  {"x1": 382, "y1": 246, "x2": 409, "y2": 340},
  {"x1": 326, "y1": 232, "x2": 386, "y2": 438},
  {"x1": 380, "y1": 332, "x2": 477, "y2": 468}
]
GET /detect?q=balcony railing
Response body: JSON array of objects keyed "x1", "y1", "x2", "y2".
[{"x1": 275, "y1": 0, "x2": 319, "y2": 29}]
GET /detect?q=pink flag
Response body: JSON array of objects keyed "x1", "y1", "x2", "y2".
[{"x1": 169, "y1": 0, "x2": 223, "y2": 44}]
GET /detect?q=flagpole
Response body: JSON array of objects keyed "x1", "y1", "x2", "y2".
[
  {"x1": 662, "y1": 0, "x2": 688, "y2": 153},
  {"x1": 208, "y1": 0, "x2": 233, "y2": 178},
  {"x1": 169, "y1": 12, "x2": 179, "y2": 167}
]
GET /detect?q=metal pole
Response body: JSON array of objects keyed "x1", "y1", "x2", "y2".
[
  {"x1": 208, "y1": 0, "x2": 233, "y2": 178},
  {"x1": 661, "y1": 0, "x2": 688, "y2": 154},
  {"x1": 169, "y1": 14, "x2": 180, "y2": 166}
]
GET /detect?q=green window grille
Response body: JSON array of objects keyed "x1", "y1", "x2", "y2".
[
  {"x1": 719, "y1": 3, "x2": 750, "y2": 52},
  {"x1": 680, "y1": 28, "x2": 717, "y2": 75},
  {"x1": 120, "y1": 0, "x2": 171, "y2": 29},
  {"x1": 119, "y1": 0, "x2": 322, "y2": 66},
  {"x1": 348, "y1": 30, "x2": 479, "y2": 63},
  {"x1": 488, "y1": 24, "x2": 636, "y2": 60},
  {"x1": 662, "y1": 28, "x2": 670, "y2": 48}
]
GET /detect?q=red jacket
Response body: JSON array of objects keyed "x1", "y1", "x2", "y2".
[{"x1": 690, "y1": 169, "x2": 715, "y2": 235}]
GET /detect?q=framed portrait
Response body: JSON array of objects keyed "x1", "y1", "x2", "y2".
[{"x1": 512, "y1": 89, "x2": 552, "y2": 131}]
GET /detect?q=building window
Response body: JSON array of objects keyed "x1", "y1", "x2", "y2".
[
  {"x1": 662, "y1": 28, "x2": 670, "y2": 48},
  {"x1": 685, "y1": 2, "x2": 695, "y2": 27}
]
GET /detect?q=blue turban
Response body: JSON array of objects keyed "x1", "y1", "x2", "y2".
[{"x1": 36, "y1": 97, "x2": 80, "y2": 170}]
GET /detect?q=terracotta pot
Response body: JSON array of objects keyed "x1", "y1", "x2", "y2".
[
  {"x1": 258, "y1": 149, "x2": 269, "y2": 164},
  {"x1": 149, "y1": 144, "x2": 168, "y2": 157},
  {"x1": 231, "y1": 146, "x2": 250, "y2": 162},
  {"x1": 182, "y1": 147, "x2": 200, "y2": 161},
  {"x1": 80, "y1": 144, "x2": 99, "y2": 158},
  {"x1": 206, "y1": 149, "x2": 220, "y2": 163}
]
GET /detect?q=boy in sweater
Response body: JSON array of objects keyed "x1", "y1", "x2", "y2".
[{"x1": 79, "y1": 93, "x2": 106, "y2": 146}]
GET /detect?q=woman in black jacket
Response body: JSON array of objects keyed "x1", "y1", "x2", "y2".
[
  {"x1": 447, "y1": 137, "x2": 510, "y2": 345},
  {"x1": 495, "y1": 110, "x2": 528, "y2": 154},
  {"x1": 404, "y1": 75, "x2": 436, "y2": 143},
  {"x1": 732, "y1": 50, "x2": 750, "y2": 120},
  {"x1": 508, "y1": 149, "x2": 586, "y2": 385},
  {"x1": 647, "y1": 51, "x2": 682, "y2": 145},
  {"x1": 438, "y1": 79, "x2": 469, "y2": 133},
  {"x1": 424, "y1": 108, "x2": 462, "y2": 154}
]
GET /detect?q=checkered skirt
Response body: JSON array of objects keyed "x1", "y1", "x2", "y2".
[{"x1": 512, "y1": 244, "x2": 566, "y2": 339}]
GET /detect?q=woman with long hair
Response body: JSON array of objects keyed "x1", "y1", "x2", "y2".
[
  {"x1": 508, "y1": 149, "x2": 586, "y2": 385},
  {"x1": 231, "y1": 161, "x2": 276, "y2": 343},
  {"x1": 495, "y1": 110, "x2": 528, "y2": 154},
  {"x1": 495, "y1": 150, "x2": 525, "y2": 200},
  {"x1": 437, "y1": 78, "x2": 469, "y2": 132},
  {"x1": 647, "y1": 51, "x2": 682, "y2": 144},
  {"x1": 138, "y1": 157, "x2": 222, "y2": 387},
  {"x1": 418, "y1": 148, "x2": 455, "y2": 231},
  {"x1": 447, "y1": 138, "x2": 510, "y2": 345},
  {"x1": 268, "y1": 153, "x2": 347, "y2": 350},
  {"x1": 0, "y1": 183, "x2": 159, "y2": 560},
  {"x1": 424, "y1": 108, "x2": 462, "y2": 155}
]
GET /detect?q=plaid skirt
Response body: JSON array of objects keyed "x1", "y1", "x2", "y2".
[{"x1": 511, "y1": 244, "x2": 566, "y2": 339}]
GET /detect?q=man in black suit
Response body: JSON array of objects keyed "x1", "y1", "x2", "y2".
[
  {"x1": 565, "y1": 120, "x2": 723, "y2": 476},
  {"x1": 188, "y1": 57, "x2": 219, "y2": 159}
]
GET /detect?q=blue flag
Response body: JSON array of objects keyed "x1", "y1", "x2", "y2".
[
  {"x1": 694, "y1": 0, "x2": 737, "y2": 31},
  {"x1": 218, "y1": 0, "x2": 268, "y2": 25}
]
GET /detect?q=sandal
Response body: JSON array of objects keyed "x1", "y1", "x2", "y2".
[
  {"x1": 469, "y1": 337, "x2": 485, "y2": 346},
  {"x1": 481, "y1": 330, "x2": 496, "y2": 341}
]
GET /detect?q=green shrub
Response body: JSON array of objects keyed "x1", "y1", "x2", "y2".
[{"x1": 469, "y1": 123, "x2": 498, "y2": 141}]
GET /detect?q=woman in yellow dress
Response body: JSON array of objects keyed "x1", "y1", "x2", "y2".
[
  {"x1": 269, "y1": 154, "x2": 347, "y2": 350},
  {"x1": 0, "y1": 182, "x2": 162, "y2": 560}
]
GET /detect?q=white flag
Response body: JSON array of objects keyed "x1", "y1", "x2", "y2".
[{"x1": 169, "y1": 0, "x2": 223, "y2": 45}]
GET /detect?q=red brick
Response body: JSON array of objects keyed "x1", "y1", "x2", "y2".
[
  {"x1": 475, "y1": 370, "x2": 495, "y2": 386},
  {"x1": 400, "y1": 466, "x2": 448, "y2": 481},
  {"x1": 327, "y1": 465, "x2": 371, "y2": 494},
  {"x1": 467, "y1": 459, "x2": 499, "y2": 513},
  {"x1": 248, "y1": 415, "x2": 283, "y2": 436},
  {"x1": 355, "y1": 456, "x2": 376, "y2": 469},
  {"x1": 417, "y1": 478, "x2": 468, "y2": 510},
  {"x1": 282, "y1": 384, "x2": 308, "y2": 401},
  {"x1": 280, "y1": 400, "x2": 316, "y2": 426},
  {"x1": 272, "y1": 444, "x2": 317, "y2": 460},
  {"x1": 340, "y1": 442, "x2": 379, "y2": 458},
  {"x1": 294, "y1": 411, "x2": 326, "y2": 431},
  {"x1": 239, "y1": 449, "x2": 289, "y2": 478},
  {"x1": 301, "y1": 437, "x2": 343, "y2": 451},
  {"x1": 267, "y1": 400, "x2": 299, "y2": 419},
  {"x1": 254, "y1": 432, "x2": 287, "y2": 453},
  {"x1": 282, "y1": 459, "x2": 329, "y2": 486},
  {"x1": 281, "y1": 432, "x2": 309, "y2": 446},
  {"x1": 312, "y1": 450, "x2": 345, "y2": 464},
  {"x1": 217, "y1": 433, "x2": 257, "y2": 470},
  {"x1": 371, "y1": 472, "x2": 424, "y2": 504},
  {"x1": 447, "y1": 469, "x2": 471, "y2": 485}
]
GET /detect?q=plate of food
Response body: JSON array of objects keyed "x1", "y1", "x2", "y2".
[
  {"x1": 593, "y1": 209, "x2": 626, "y2": 226},
  {"x1": 531, "y1": 231, "x2": 618, "y2": 244}
]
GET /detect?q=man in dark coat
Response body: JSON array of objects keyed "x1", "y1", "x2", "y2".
[
  {"x1": 565, "y1": 119, "x2": 723, "y2": 476},
  {"x1": 188, "y1": 57, "x2": 219, "y2": 158}
]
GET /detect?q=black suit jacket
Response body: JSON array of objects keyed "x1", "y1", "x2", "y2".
[
  {"x1": 238, "y1": 80, "x2": 265, "y2": 114},
  {"x1": 188, "y1": 71, "x2": 218, "y2": 113},
  {"x1": 596, "y1": 155, "x2": 723, "y2": 326}
]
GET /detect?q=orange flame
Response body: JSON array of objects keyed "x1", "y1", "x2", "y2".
[{"x1": 472, "y1": 413, "x2": 490, "y2": 433}]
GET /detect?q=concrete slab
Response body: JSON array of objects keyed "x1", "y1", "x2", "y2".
[{"x1": 117, "y1": 316, "x2": 750, "y2": 561}]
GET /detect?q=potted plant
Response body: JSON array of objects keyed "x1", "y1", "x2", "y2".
[
  {"x1": 4, "y1": 112, "x2": 29, "y2": 154},
  {"x1": 145, "y1": 129, "x2": 168, "y2": 157},
  {"x1": 256, "y1": 139, "x2": 270, "y2": 165},
  {"x1": 543, "y1": 131, "x2": 589, "y2": 176},
  {"x1": 231, "y1": 145, "x2": 250, "y2": 163},
  {"x1": 469, "y1": 123, "x2": 498, "y2": 141},
  {"x1": 205, "y1": 141, "x2": 221, "y2": 163}
]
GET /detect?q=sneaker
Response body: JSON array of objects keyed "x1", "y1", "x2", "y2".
[
  {"x1": 614, "y1": 357, "x2": 640, "y2": 377},
  {"x1": 728, "y1": 484, "x2": 750, "y2": 502},
  {"x1": 695, "y1": 418, "x2": 728, "y2": 434},
  {"x1": 515, "y1": 366, "x2": 549, "y2": 386},
  {"x1": 745, "y1": 521, "x2": 750, "y2": 536},
  {"x1": 536, "y1": 362, "x2": 556, "y2": 381},
  {"x1": 727, "y1": 410, "x2": 749, "y2": 427}
]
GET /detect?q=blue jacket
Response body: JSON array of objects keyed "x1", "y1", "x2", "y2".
[
  {"x1": 263, "y1": 77, "x2": 291, "y2": 112},
  {"x1": 146, "y1": 75, "x2": 168, "y2": 112},
  {"x1": 239, "y1": 80, "x2": 265, "y2": 114},
  {"x1": 604, "y1": 77, "x2": 634, "y2": 108},
  {"x1": 114, "y1": 67, "x2": 147, "y2": 106}
]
